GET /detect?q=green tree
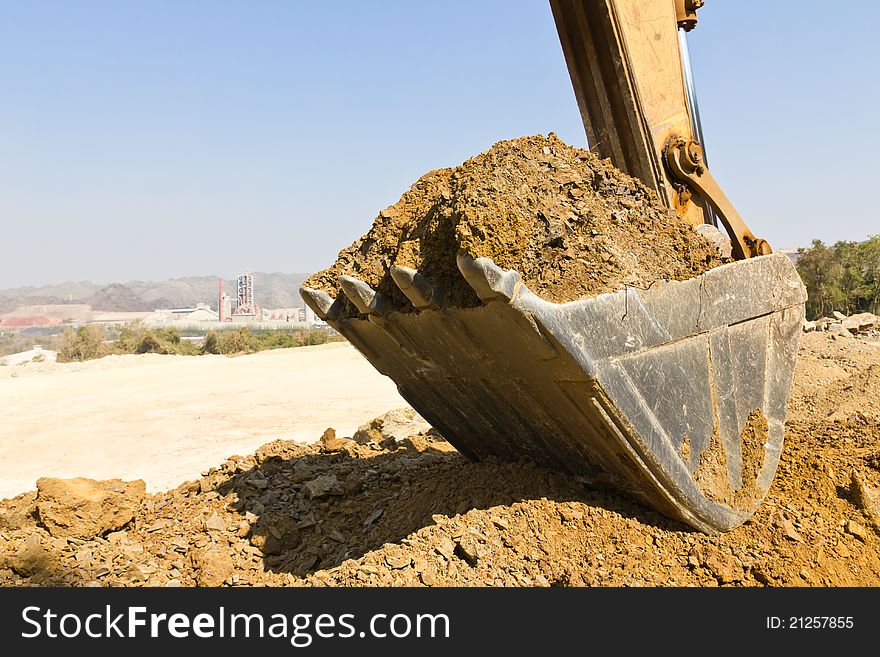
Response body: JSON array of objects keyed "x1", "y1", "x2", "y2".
[
  {"x1": 860, "y1": 235, "x2": 880, "y2": 314},
  {"x1": 834, "y1": 240, "x2": 865, "y2": 315},
  {"x1": 58, "y1": 324, "x2": 108, "y2": 362},
  {"x1": 797, "y1": 236, "x2": 880, "y2": 319},
  {"x1": 797, "y1": 240, "x2": 837, "y2": 319},
  {"x1": 202, "y1": 331, "x2": 219, "y2": 354}
]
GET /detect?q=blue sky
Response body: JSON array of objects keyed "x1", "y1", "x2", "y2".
[{"x1": 2, "y1": 1, "x2": 878, "y2": 288}]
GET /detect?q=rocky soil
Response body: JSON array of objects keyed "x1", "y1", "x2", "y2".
[
  {"x1": 804, "y1": 310, "x2": 879, "y2": 340},
  {"x1": 1, "y1": 332, "x2": 879, "y2": 588},
  {"x1": 306, "y1": 134, "x2": 724, "y2": 316}
]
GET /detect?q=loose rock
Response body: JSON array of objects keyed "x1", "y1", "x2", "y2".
[
  {"x1": 35, "y1": 477, "x2": 145, "y2": 540},
  {"x1": 192, "y1": 546, "x2": 234, "y2": 587},
  {"x1": 304, "y1": 475, "x2": 342, "y2": 499}
]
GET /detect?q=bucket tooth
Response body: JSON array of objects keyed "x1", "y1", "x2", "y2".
[
  {"x1": 338, "y1": 275, "x2": 390, "y2": 316},
  {"x1": 299, "y1": 287, "x2": 342, "y2": 321},
  {"x1": 390, "y1": 266, "x2": 445, "y2": 310},
  {"x1": 456, "y1": 253, "x2": 521, "y2": 303}
]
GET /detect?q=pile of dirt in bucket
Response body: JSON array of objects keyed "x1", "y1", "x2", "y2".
[{"x1": 305, "y1": 134, "x2": 724, "y2": 315}]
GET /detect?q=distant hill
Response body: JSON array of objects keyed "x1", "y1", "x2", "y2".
[
  {"x1": 0, "y1": 281, "x2": 102, "y2": 302},
  {"x1": 0, "y1": 295, "x2": 69, "y2": 315},
  {"x1": 0, "y1": 272, "x2": 311, "y2": 314},
  {"x1": 85, "y1": 284, "x2": 155, "y2": 312}
]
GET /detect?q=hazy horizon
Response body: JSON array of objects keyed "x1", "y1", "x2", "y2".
[
  {"x1": 3, "y1": 1, "x2": 878, "y2": 289},
  {"x1": 0, "y1": 270, "x2": 310, "y2": 295}
]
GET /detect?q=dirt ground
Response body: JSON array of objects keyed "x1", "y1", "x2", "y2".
[
  {"x1": 1, "y1": 330, "x2": 879, "y2": 587},
  {"x1": 0, "y1": 342, "x2": 405, "y2": 499}
]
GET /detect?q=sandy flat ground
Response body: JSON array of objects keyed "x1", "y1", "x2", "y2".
[{"x1": 0, "y1": 343, "x2": 405, "y2": 499}]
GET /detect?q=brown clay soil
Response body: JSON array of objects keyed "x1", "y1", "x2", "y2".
[
  {"x1": 305, "y1": 134, "x2": 724, "y2": 315},
  {"x1": 2, "y1": 331, "x2": 880, "y2": 587}
]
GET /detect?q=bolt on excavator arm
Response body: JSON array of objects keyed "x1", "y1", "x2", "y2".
[{"x1": 550, "y1": 0, "x2": 770, "y2": 257}]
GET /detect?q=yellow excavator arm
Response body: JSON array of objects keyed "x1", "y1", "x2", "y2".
[
  {"x1": 300, "y1": 0, "x2": 807, "y2": 534},
  {"x1": 550, "y1": 0, "x2": 771, "y2": 259}
]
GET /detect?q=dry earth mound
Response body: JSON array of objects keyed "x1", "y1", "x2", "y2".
[
  {"x1": 2, "y1": 333, "x2": 879, "y2": 588},
  {"x1": 306, "y1": 134, "x2": 724, "y2": 315}
]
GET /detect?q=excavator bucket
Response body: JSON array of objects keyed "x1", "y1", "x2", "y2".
[{"x1": 302, "y1": 252, "x2": 806, "y2": 533}]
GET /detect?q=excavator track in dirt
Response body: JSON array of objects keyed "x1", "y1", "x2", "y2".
[{"x1": 301, "y1": 0, "x2": 807, "y2": 533}]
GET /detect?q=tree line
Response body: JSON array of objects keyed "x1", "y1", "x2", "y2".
[
  {"x1": 55, "y1": 324, "x2": 341, "y2": 362},
  {"x1": 796, "y1": 236, "x2": 880, "y2": 320}
]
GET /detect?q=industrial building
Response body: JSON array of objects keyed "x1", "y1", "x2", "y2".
[{"x1": 219, "y1": 271, "x2": 259, "y2": 322}]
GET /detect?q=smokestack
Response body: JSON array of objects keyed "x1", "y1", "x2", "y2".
[{"x1": 218, "y1": 277, "x2": 224, "y2": 322}]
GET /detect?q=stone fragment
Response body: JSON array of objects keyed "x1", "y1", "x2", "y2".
[
  {"x1": 192, "y1": 546, "x2": 234, "y2": 587},
  {"x1": 385, "y1": 552, "x2": 411, "y2": 569},
  {"x1": 845, "y1": 520, "x2": 867, "y2": 542},
  {"x1": 205, "y1": 513, "x2": 227, "y2": 533},
  {"x1": 850, "y1": 470, "x2": 880, "y2": 528},
  {"x1": 363, "y1": 508, "x2": 384, "y2": 528},
  {"x1": 36, "y1": 477, "x2": 145, "y2": 540},
  {"x1": 5, "y1": 536, "x2": 55, "y2": 578},
  {"x1": 828, "y1": 324, "x2": 852, "y2": 338},
  {"x1": 304, "y1": 475, "x2": 342, "y2": 499},
  {"x1": 435, "y1": 535, "x2": 456, "y2": 560},
  {"x1": 319, "y1": 427, "x2": 351, "y2": 453},
  {"x1": 776, "y1": 515, "x2": 804, "y2": 543},
  {"x1": 354, "y1": 408, "x2": 432, "y2": 444},
  {"x1": 455, "y1": 536, "x2": 480, "y2": 566},
  {"x1": 702, "y1": 548, "x2": 741, "y2": 584},
  {"x1": 145, "y1": 519, "x2": 172, "y2": 533}
]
